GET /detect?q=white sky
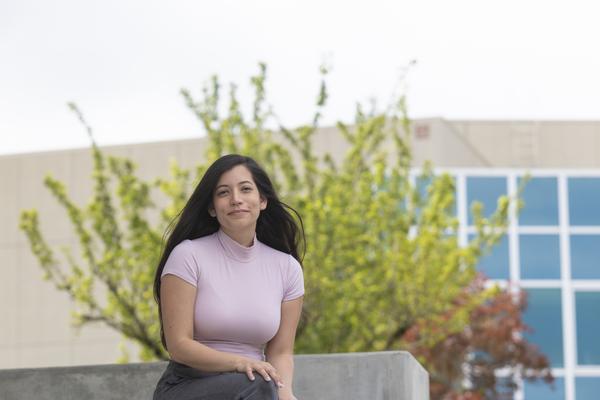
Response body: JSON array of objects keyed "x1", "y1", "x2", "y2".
[{"x1": 1, "y1": 0, "x2": 600, "y2": 155}]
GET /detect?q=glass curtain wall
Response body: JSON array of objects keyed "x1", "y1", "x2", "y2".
[{"x1": 413, "y1": 170, "x2": 600, "y2": 400}]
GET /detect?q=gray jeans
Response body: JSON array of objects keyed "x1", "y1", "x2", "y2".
[{"x1": 153, "y1": 360, "x2": 279, "y2": 400}]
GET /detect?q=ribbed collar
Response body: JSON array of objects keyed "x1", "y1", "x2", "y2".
[{"x1": 216, "y1": 228, "x2": 259, "y2": 263}]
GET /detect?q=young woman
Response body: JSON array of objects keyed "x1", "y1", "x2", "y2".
[{"x1": 152, "y1": 154, "x2": 305, "y2": 400}]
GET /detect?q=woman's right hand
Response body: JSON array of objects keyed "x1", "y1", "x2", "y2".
[{"x1": 234, "y1": 357, "x2": 284, "y2": 388}]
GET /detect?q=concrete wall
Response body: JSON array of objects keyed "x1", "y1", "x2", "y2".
[
  {"x1": 0, "y1": 351, "x2": 429, "y2": 400},
  {"x1": 0, "y1": 139, "x2": 208, "y2": 368},
  {"x1": 449, "y1": 120, "x2": 600, "y2": 167}
]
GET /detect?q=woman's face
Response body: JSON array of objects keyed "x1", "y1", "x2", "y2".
[{"x1": 208, "y1": 164, "x2": 267, "y2": 233}]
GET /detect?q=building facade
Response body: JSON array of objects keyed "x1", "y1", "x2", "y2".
[
  {"x1": 1, "y1": 119, "x2": 600, "y2": 399},
  {"x1": 417, "y1": 168, "x2": 600, "y2": 400}
]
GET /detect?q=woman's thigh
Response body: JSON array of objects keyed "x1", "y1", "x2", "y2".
[{"x1": 154, "y1": 361, "x2": 278, "y2": 400}]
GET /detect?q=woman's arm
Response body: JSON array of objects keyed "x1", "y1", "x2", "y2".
[
  {"x1": 161, "y1": 275, "x2": 243, "y2": 371},
  {"x1": 265, "y1": 296, "x2": 304, "y2": 400},
  {"x1": 162, "y1": 275, "x2": 286, "y2": 386}
]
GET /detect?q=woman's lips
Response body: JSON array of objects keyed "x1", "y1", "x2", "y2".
[{"x1": 228, "y1": 210, "x2": 249, "y2": 215}]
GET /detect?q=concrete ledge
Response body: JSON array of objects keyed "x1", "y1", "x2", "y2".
[
  {"x1": 294, "y1": 351, "x2": 429, "y2": 400},
  {"x1": 0, "y1": 351, "x2": 429, "y2": 400}
]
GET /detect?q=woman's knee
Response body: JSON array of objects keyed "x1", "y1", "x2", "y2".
[{"x1": 237, "y1": 376, "x2": 278, "y2": 399}]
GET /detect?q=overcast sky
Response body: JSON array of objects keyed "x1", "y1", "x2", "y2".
[{"x1": 1, "y1": 0, "x2": 599, "y2": 155}]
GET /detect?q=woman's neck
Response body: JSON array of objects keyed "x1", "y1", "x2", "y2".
[{"x1": 220, "y1": 226, "x2": 255, "y2": 247}]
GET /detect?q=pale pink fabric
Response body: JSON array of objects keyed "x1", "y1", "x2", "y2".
[{"x1": 161, "y1": 228, "x2": 304, "y2": 361}]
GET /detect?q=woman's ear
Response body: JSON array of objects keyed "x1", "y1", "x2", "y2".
[
  {"x1": 208, "y1": 207, "x2": 216, "y2": 217},
  {"x1": 260, "y1": 196, "x2": 268, "y2": 210}
]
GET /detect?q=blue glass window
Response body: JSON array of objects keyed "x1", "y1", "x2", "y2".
[
  {"x1": 495, "y1": 377, "x2": 516, "y2": 399},
  {"x1": 523, "y1": 289, "x2": 564, "y2": 367},
  {"x1": 467, "y1": 176, "x2": 507, "y2": 226},
  {"x1": 569, "y1": 178, "x2": 600, "y2": 226},
  {"x1": 469, "y1": 234, "x2": 509, "y2": 279},
  {"x1": 416, "y1": 175, "x2": 432, "y2": 200},
  {"x1": 519, "y1": 235, "x2": 561, "y2": 279},
  {"x1": 523, "y1": 377, "x2": 564, "y2": 400},
  {"x1": 518, "y1": 177, "x2": 559, "y2": 226},
  {"x1": 576, "y1": 377, "x2": 600, "y2": 400},
  {"x1": 575, "y1": 292, "x2": 600, "y2": 365},
  {"x1": 570, "y1": 235, "x2": 600, "y2": 279}
]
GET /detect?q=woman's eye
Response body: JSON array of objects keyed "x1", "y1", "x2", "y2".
[
  {"x1": 217, "y1": 191, "x2": 228, "y2": 196},
  {"x1": 242, "y1": 187, "x2": 252, "y2": 192}
]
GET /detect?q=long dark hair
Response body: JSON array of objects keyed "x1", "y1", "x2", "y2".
[{"x1": 153, "y1": 154, "x2": 305, "y2": 351}]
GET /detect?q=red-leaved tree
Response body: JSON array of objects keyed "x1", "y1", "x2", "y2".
[{"x1": 402, "y1": 275, "x2": 554, "y2": 400}]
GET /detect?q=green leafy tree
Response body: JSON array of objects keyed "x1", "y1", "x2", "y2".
[{"x1": 20, "y1": 64, "x2": 551, "y2": 396}]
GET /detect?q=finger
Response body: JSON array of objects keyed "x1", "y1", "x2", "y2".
[
  {"x1": 266, "y1": 370, "x2": 283, "y2": 388},
  {"x1": 258, "y1": 368, "x2": 272, "y2": 382},
  {"x1": 262, "y1": 364, "x2": 277, "y2": 377},
  {"x1": 269, "y1": 370, "x2": 283, "y2": 386},
  {"x1": 246, "y1": 367, "x2": 255, "y2": 381}
]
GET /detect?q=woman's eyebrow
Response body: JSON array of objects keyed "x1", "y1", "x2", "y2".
[{"x1": 215, "y1": 180, "x2": 253, "y2": 190}]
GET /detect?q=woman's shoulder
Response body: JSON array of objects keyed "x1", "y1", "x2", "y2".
[
  {"x1": 259, "y1": 241, "x2": 300, "y2": 266},
  {"x1": 173, "y1": 232, "x2": 218, "y2": 254},
  {"x1": 259, "y1": 241, "x2": 287, "y2": 257}
]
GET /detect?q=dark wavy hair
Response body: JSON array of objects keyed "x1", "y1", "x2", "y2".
[{"x1": 153, "y1": 154, "x2": 305, "y2": 351}]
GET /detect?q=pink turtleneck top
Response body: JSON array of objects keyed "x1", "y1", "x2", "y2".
[{"x1": 161, "y1": 229, "x2": 305, "y2": 361}]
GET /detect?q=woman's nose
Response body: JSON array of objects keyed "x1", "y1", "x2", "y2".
[{"x1": 230, "y1": 190, "x2": 242, "y2": 204}]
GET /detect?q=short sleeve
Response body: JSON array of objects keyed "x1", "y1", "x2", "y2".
[
  {"x1": 161, "y1": 240, "x2": 198, "y2": 287},
  {"x1": 283, "y1": 255, "x2": 305, "y2": 302}
]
